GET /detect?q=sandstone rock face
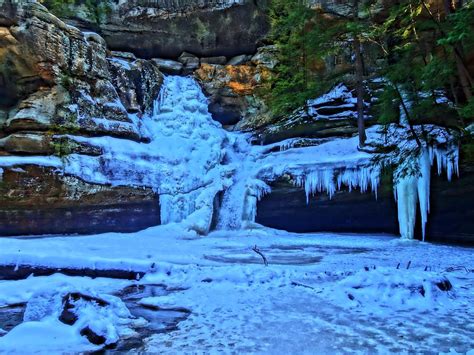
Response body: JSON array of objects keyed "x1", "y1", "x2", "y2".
[
  {"x1": 0, "y1": 2, "x2": 163, "y2": 235},
  {"x1": 194, "y1": 56, "x2": 272, "y2": 127},
  {"x1": 64, "y1": 0, "x2": 269, "y2": 59},
  {"x1": 0, "y1": 2, "x2": 163, "y2": 141}
]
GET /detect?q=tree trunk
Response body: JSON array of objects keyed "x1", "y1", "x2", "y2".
[
  {"x1": 454, "y1": 46, "x2": 473, "y2": 100},
  {"x1": 443, "y1": 0, "x2": 473, "y2": 101},
  {"x1": 353, "y1": 0, "x2": 366, "y2": 147}
]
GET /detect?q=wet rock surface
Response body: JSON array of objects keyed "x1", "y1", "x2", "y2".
[
  {"x1": 0, "y1": 304, "x2": 24, "y2": 335},
  {"x1": 112, "y1": 284, "x2": 191, "y2": 352}
]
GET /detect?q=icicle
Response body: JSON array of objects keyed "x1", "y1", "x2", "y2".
[
  {"x1": 394, "y1": 146, "x2": 458, "y2": 241},
  {"x1": 417, "y1": 149, "x2": 431, "y2": 242},
  {"x1": 433, "y1": 147, "x2": 460, "y2": 181},
  {"x1": 297, "y1": 166, "x2": 380, "y2": 204},
  {"x1": 395, "y1": 174, "x2": 418, "y2": 240}
]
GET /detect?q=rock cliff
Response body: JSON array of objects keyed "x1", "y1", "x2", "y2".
[
  {"x1": 0, "y1": 0, "x2": 472, "y2": 243},
  {"x1": 0, "y1": 1, "x2": 163, "y2": 235},
  {"x1": 56, "y1": 0, "x2": 270, "y2": 59}
]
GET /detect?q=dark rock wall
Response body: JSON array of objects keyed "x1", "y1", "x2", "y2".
[
  {"x1": 0, "y1": 166, "x2": 160, "y2": 236},
  {"x1": 0, "y1": 202, "x2": 160, "y2": 236},
  {"x1": 257, "y1": 165, "x2": 474, "y2": 244},
  {"x1": 66, "y1": 0, "x2": 270, "y2": 59}
]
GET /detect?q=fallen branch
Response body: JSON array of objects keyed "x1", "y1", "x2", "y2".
[
  {"x1": 446, "y1": 266, "x2": 472, "y2": 273},
  {"x1": 252, "y1": 245, "x2": 268, "y2": 266},
  {"x1": 291, "y1": 281, "x2": 315, "y2": 290}
]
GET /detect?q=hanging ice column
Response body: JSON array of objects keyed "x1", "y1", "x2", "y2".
[{"x1": 394, "y1": 147, "x2": 459, "y2": 240}]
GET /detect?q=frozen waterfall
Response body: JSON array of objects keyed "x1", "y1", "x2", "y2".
[
  {"x1": 63, "y1": 76, "x2": 231, "y2": 234},
  {"x1": 53, "y1": 74, "x2": 460, "y2": 241}
]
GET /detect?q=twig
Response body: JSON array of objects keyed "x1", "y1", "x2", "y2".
[
  {"x1": 252, "y1": 245, "x2": 268, "y2": 266},
  {"x1": 291, "y1": 281, "x2": 315, "y2": 290}
]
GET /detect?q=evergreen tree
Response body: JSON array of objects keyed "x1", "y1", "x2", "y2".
[
  {"x1": 264, "y1": 0, "x2": 318, "y2": 117},
  {"x1": 265, "y1": 0, "x2": 370, "y2": 145}
]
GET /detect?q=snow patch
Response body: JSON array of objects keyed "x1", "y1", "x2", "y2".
[{"x1": 324, "y1": 267, "x2": 455, "y2": 312}]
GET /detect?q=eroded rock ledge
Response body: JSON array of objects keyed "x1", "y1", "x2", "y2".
[{"x1": 0, "y1": 2, "x2": 163, "y2": 235}]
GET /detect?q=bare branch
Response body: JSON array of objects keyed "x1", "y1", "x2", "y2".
[{"x1": 252, "y1": 245, "x2": 268, "y2": 266}]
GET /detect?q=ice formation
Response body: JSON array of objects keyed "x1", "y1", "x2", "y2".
[
  {"x1": 61, "y1": 75, "x2": 231, "y2": 234},
  {"x1": 0, "y1": 73, "x2": 461, "y2": 240},
  {"x1": 0, "y1": 286, "x2": 137, "y2": 352},
  {"x1": 294, "y1": 166, "x2": 380, "y2": 203},
  {"x1": 395, "y1": 147, "x2": 459, "y2": 240}
]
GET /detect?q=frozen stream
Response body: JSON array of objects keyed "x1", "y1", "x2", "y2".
[{"x1": 0, "y1": 226, "x2": 472, "y2": 353}]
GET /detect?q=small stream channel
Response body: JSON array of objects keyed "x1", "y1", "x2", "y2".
[{"x1": 0, "y1": 283, "x2": 190, "y2": 352}]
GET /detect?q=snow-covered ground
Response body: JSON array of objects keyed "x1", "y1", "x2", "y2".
[{"x1": 0, "y1": 225, "x2": 472, "y2": 353}]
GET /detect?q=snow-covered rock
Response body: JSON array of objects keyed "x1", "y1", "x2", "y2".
[{"x1": 0, "y1": 287, "x2": 138, "y2": 351}]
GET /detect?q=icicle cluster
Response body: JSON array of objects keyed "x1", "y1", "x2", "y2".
[
  {"x1": 294, "y1": 166, "x2": 380, "y2": 204},
  {"x1": 394, "y1": 147, "x2": 459, "y2": 241}
]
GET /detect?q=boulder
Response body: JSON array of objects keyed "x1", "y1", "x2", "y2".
[
  {"x1": 251, "y1": 45, "x2": 278, "y2": 69},
  {"x1": 0, "y1": 133, "x2": 52, "y2": 155},
  {"x1": 110, "y1": 51, "x2": 137, "y2": 61},
  {"x1": 152, "y1": 58, "x2": 183, "y2": 75},
  {"x1": 227, "y1": 54, "x2": 252, "y2": 66},
  {"x1": 178, "y1": 52, "x2": 200, "y2": 73},
  {"x1": 5, "y1": 88, "x2": 60, "y2": 133},
  {"x1": 108, "y1": 58, "x2": 163, "y2": 114}
]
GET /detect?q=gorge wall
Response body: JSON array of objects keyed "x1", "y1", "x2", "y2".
[
  {"x1": 0, "y1": 0, "x2": 472, "y2": 243},
  {"x1": 257, "y1": 164, "x2": 474, "y2": 244},
  {"x1": 0, "y1": 1, "x2": 163, "y2": 235}
]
